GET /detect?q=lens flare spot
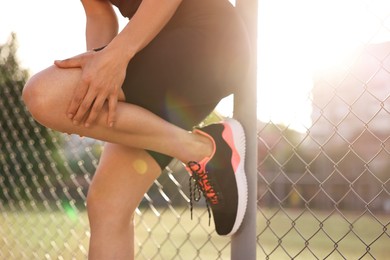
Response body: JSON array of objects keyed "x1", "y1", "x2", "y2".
[
  {"x1": 62, "y1": 200, "x2": 78, "y2": 221},
  {"x1": 133, "y1": 159, "x2": 148, "y2": 175}
]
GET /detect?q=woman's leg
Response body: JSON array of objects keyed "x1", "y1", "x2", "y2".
[
  {"x1": 87, "y1": 143, "x2": 161, "y2": 260},
  {"x1": 22, "y1": 65, "x2": 213, "y2": 164},
  {"x1": 22, "y1": 65, "x2": 215, "y2": 258},
  {"x1": 23, "y1": 58, "x2": 246, "y2": 241}
]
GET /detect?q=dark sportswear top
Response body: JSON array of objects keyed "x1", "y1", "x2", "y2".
[
  {"x1": 106, "y1": 0, "x2": 250, "y2": 170},
  {"x1": 109, "y1": 0, "x2": 142, "y2": 19}
]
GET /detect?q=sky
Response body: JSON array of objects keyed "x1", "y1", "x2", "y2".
[{"x1": 2, "y1": 0, "x2": 390, "y2": 132}]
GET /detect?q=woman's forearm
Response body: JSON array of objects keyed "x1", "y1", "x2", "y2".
[
  {"x1": 81, "y1": 0, "x2": 119, "y2": 50},
  {"x1": 106, "y1": 0, "x2": 182, "y2": 61}
]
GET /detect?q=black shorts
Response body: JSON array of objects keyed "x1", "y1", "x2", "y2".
[{"x1": 119, "y1": 0, "x2": 251, "y2": 169}]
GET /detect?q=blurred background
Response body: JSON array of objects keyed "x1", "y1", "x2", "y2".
[{"x1": 1, "y1": 0, "x2": 390, "y2": 259}]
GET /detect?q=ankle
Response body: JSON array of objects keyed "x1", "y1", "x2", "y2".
[{"x1": 184, "y1": 130, "x2": 214, "y2": 165}]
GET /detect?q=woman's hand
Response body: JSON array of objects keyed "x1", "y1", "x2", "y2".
[{"x1": 54, "y1": 48, "x2": 127, "y2": 128}]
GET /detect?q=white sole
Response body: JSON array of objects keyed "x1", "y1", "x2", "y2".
[{"x1": 223, "y1": 118, "x2": 248, "y2": 236}]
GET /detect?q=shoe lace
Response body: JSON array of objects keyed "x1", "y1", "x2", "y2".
[{"x1": 187, "y1": 161, "x2": 219, "y2": 225}]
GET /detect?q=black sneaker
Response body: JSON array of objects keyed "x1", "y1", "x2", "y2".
[{"x1": 186, "y1": 118, "x2": 247, "y2": 236}]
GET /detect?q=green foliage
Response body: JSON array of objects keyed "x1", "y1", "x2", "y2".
[
  {"x1": 0, "y1": 33, "x2": 29, "y2": 86},
  {"x1": 0, "y1": 33, "x2": 65, "y2": 206}
]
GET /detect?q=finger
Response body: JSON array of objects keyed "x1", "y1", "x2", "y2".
[
  {"x1": 84, "y1": 96, "x2": 106, "y2": 127},
  {"x1": 72, "y1": 89, "x2": 97, "y2": 125},
  {"x1": 54, "y1": 52, "x2": 91, "y2": 69},
  {"x1": 107, "y1": 95, "x2": 118, "y2": 127},
  {"x1": 54, "y1": 54, "x2": 85, "y2": 68},
  {"x1": 66, "y1": 78, "x2": 89, "y2": 122}
]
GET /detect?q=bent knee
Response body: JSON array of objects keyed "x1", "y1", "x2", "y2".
[
  {"x1": 22, "y1": 74, "x2": 55, "y2": 126},
  {"x1": 86, "y1": 187, "x2": 135, "y2": 226},
  {"x1": 22, "y1": 66, "x2": 76, "y2": 130},
  {"x1": 23, "y1": 74, "x2": 44, "y2": 114}
]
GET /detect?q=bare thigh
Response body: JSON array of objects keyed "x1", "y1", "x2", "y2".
[
  {"x1": 23, "y1": 65, "x2": 124, "y2": 133},
  {"x1": 22, "y1": 65, "x2": 191, "y2": 158}
]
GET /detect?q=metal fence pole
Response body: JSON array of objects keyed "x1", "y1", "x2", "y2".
[{"x1": 232, "y1": 0, "x2": 258, "y2": 259}]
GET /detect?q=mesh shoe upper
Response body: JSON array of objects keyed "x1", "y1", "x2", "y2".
[{"x1": 186, "y1": 119, "x2": 247, "y2": 236}]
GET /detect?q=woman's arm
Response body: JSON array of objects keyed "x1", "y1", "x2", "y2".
[
  {"x1": 81, "y1": 0, "x2": 119, "y2": 50},
  {"x1": 105, "y1": 0, "x2": 182, "y2": 61},
  {"x1": 56, "y1": 0, "x2": 182, "y2": 127}
]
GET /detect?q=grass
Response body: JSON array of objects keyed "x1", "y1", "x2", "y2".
[
  {"x1": 0, "y1": 206, "x2": 389, "y2": 259},
  {"x1": 0, "y1": 209, "x2": 90, "y2": 259},
  {"x1": 257, "y1": 208, "x2": 390, "y2": 259}
]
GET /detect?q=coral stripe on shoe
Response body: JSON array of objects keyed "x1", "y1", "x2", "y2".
[{"x1": 185, "y1": 118, "x2": 248, "y2": 236}]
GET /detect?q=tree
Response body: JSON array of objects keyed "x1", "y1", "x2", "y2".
[{"x1": 0, "y1": 33, "x2": 66, "y2": 206}]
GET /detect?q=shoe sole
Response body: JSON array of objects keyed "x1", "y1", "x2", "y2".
[{"x1": 222, "y1": 118, "x2": 248, "y2": 236}]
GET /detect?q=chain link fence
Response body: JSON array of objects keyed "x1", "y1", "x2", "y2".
[
  {"x1": 256, "y1": 1, "x2": 390, "y2": 259},
  {"x1": 2, "y1": 0, "x2": 390, "y2": 259},
  {"x1": 0, "y1": 65, "x2": 233, "y2": 259}
]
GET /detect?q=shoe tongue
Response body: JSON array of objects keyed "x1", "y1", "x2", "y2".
[
  {"x1": 185, "y1": 157, "x2": 209, "y2": 175},
  {"x1": 196, "y1": 156, "x2": 211, "y2": 171}
]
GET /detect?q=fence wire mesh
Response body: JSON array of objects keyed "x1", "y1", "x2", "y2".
[
  {"x1": 0, "y1": 37, "x2": 232, "y2": 259},
  {"x1": 0, "y1": 76, "x2": 232, "y2": 259},
  {"x1": 257, "y1": 1, "x2": 390, "y2": 259},
  {"x1": 2, "y1": 0, "x2": 390, "y2": 259}
]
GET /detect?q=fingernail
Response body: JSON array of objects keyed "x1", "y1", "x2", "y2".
[
  {"x1": 85, "y1": 123, "x2": 90, "y2": 128},
  {"x1": 109, "y1": 122, "x2": 114, "y2": 128},
  {"x1": 68, "y1": 113, "x2": 73, "y2": 119}
]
